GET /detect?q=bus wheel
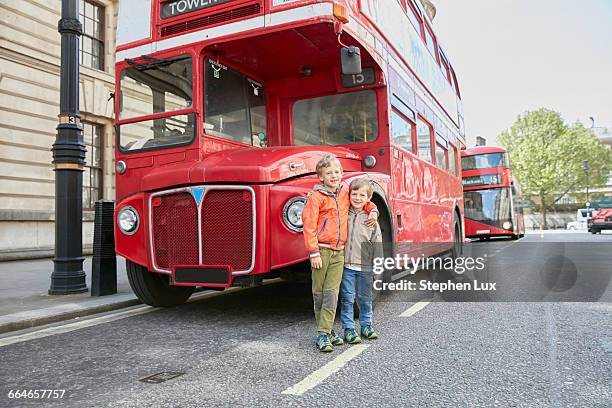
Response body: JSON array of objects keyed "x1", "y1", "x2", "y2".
[
  {"x1": 126, "y1": 260, "x2": 194, "y2": 307},
  {"x1": 451, "y1": 221, "x2": 463, "y2": 259}
]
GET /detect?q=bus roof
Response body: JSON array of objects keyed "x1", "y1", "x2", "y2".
[{"x1": 462, "y1": 146, "x2": 507, "y2": 157}]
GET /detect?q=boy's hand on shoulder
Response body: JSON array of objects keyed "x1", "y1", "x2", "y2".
[
  {"x1": 364, "y1": 210, "x2": 378, "y2": 227},
  {"x1": 311, "y1": 255, "x2": 323, "y2": 269}
]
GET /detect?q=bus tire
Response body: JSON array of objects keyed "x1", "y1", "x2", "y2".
[
  {"x1": 126, "y1": 260, "x2": 194, "y2": 307},
  {"x1": 451, "y1": 217, "x2": 463, "y2": 259}
]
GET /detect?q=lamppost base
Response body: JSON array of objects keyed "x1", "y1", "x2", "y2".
[{"x1": 49, "y1": 257, "x2": 88, "y2": 295}]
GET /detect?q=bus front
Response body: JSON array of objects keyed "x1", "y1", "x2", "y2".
[
  {"x1": 461, "y1": 147, "x2": 523, "y2": 239},
  {"x1": 113, "y1": 0, "x2": 391, "y2": 306}
]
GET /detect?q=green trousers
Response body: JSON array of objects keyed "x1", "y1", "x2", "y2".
[{"x1": 312, "y1": 248, "x2": 344, "y2": 334}]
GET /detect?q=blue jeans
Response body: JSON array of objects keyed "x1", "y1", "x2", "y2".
[{"x1": 340, "y1": 267, "x2": 373, "y2": 330}]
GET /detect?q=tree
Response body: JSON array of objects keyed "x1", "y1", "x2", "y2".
[{"x1": 500, "y1": 108, "x2": 612, "y2": 228}]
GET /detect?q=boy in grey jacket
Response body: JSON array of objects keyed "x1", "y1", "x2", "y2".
[{"x1": 340, "y1": 178, "x2": 383, "y2": 343}]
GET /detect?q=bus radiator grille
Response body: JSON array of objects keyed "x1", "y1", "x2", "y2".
[
  {"x1": 201, "y1": 190, "x2": 253, "y2": 272},
  {"x1": 153, "y1": 192, "x2": 199, "y2": 269}
]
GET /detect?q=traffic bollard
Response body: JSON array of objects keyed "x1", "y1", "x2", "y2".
[{"x1": 91, "y1": 200, "x2": 117, "y2": 296}]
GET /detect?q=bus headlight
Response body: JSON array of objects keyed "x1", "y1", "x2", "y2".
[
  {"x1": 283, "y1": 197, "x2": 306, "y2": 232},
  {"x1": 117, "y1": 206, "x2": 139, "y2": 235},
  {"x1": 503, "y1": 221, "x2": 513, "y2": 230}
]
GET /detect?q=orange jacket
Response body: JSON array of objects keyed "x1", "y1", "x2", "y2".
[{"x1": 302, "y1": 184, "x2": 377, "y2": 257}]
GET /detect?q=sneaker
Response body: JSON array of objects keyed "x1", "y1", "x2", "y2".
[
  {"x1": 329, "y1": 329, "x2": 344, "y2": 346},
  {"x1": 361, "y1": 325, "x2": 379, "y2": 340},
  {"x1": 344, "y1": 328, "x2": 362, "y2": 344},
  {"x1": 316, "y1": 333, "x2": 333, "y2": 352}
]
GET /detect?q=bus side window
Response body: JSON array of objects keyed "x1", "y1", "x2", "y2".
[
  {"x1": 416, "y1": 116, "x2": 433, "y2": 163},
  {"x1": 405, "y1": 0, "x2": 424, "y2": 37},
  {"x1": 440, "y1": 58, "x2": 450, "y2": 82},
  {"x1": 435, "y1": 133, "x2": 448, "y2": 171},
  {"x1": 450, "y1": 67, "x2": 461, "y2": 98},
  {"x1": 448, "y1": 144, "x2": 457, "y2": 176},
  {"x1": 391, "y1": 109, "x2": 415, "y2": 153},
  {"x1": 435, "y1": 143, "x2": 448, "y2": 170}
]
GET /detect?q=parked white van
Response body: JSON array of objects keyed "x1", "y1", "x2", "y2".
[{"x1": 566, "y1": 208, "x2": 593, "y2": 230}]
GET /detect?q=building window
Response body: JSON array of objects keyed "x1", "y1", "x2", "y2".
[
  {"x1": 83, "y1": 122, "x2": 103, "y2": 210},
  {"x1": 79, "y1": 0, "x2": 105, "y2": 70}
]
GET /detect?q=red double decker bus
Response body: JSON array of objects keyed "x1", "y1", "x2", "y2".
[
  {"x1": 113, "y1": 0, "x2": 466, "y2": 306},
  {"x1": 461, "y1": 146, "x2": 525, "y2": 240}
]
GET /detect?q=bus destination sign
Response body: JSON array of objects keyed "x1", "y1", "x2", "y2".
[
  {"x1": 462, "y1": 174, "x2": 501, "y2": 187},
  {"x1": 161, "y1": 0, "x2": 235, "y2": 19}
]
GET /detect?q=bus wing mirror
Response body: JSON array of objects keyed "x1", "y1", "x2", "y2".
[{"x1": 340, "y1": 46, "x2": 362, "y2": 75}]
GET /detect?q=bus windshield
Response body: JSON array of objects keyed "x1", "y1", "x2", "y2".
[
  {"x1": 462, "y1": 152, "x2": 509, "y2": 170},
  {"x1": 119, "y1": 56, "x2": 194, "y2": 152},
  {"x1": 293, "y1": 90, "x2": 378, "y2": 146},
  {"x1": 204, "y1": 59, "x2": 267, "y2": 147},
  {"x1": 464, "y1": 187, "x2": 512, "y2": 228}
]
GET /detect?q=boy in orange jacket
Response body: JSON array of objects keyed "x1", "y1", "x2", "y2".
[{"x1": 302, "y1": 154, "x2": 378, "y2": 352}]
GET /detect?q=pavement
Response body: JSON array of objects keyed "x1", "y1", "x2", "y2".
[{"x1": 0, "y1": 256, "x2": 138, "y2": 334}]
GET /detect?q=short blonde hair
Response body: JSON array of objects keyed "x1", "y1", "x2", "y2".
[
  {"x1": 316, "y1": 154, "x2": 341, "y2": 176},
  {"x1": 349, "y1": 177, "x2": 373, "y2": 199}
]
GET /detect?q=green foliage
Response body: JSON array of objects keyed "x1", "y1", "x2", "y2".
[{"x1": 499, "y1": 108, "x2": 612, "y2": 226}]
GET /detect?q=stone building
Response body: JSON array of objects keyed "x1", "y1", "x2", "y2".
[{"x1": 0, "y1": 0, "x2": 119, "y2": 259}]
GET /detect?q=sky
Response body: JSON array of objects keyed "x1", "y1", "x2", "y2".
[{"x1": 432, "y1": 0, "x2": 612, "y2": 146}]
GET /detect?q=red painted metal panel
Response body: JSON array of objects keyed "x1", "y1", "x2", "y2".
[
  {"x1": 114, "y1": 193, "x2": 150, "y2": 267},
  {"x1": 464, "y1": 218, "x2": 514, "y2": 238}
]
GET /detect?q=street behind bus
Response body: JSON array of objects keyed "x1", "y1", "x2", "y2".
[{"x1": 1, "y1": 231, "x2": 610, "y2": 408}]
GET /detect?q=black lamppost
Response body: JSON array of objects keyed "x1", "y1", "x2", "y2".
[
  {"x1": 582, "y1": 160, "x2": 590, "y2": 208},
  {"x1": 49, "y1": 0, "x2": 88, "y2": 294}
]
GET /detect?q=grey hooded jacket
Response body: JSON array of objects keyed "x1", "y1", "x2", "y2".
[{"x1": 344, "y1": 206, "x2": 383, "y2": 270}]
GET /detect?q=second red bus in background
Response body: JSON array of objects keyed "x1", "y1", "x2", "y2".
[{"x1": 461, "y1": 146, "x2": 525, "y2": 240}]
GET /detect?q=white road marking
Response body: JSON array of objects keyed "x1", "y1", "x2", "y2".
[
  {"x1": 545, "y1": 304, "x2": 561, "y2": 408},
  {"x1": 399, "y1": 300, "x2": 430, "y2": 317},
  {"x1": 0, "y1": 306, "x2": 157, "y2": 347},
  {"x1": 281, "y1": 345, "x2": 369, "y2": 396},
  {"x1": 481, "y1": 239, "x2": 521, "y2": 259},
  {"x1": 0, "y1": 288, "x2": 243, "y2": 348}
]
